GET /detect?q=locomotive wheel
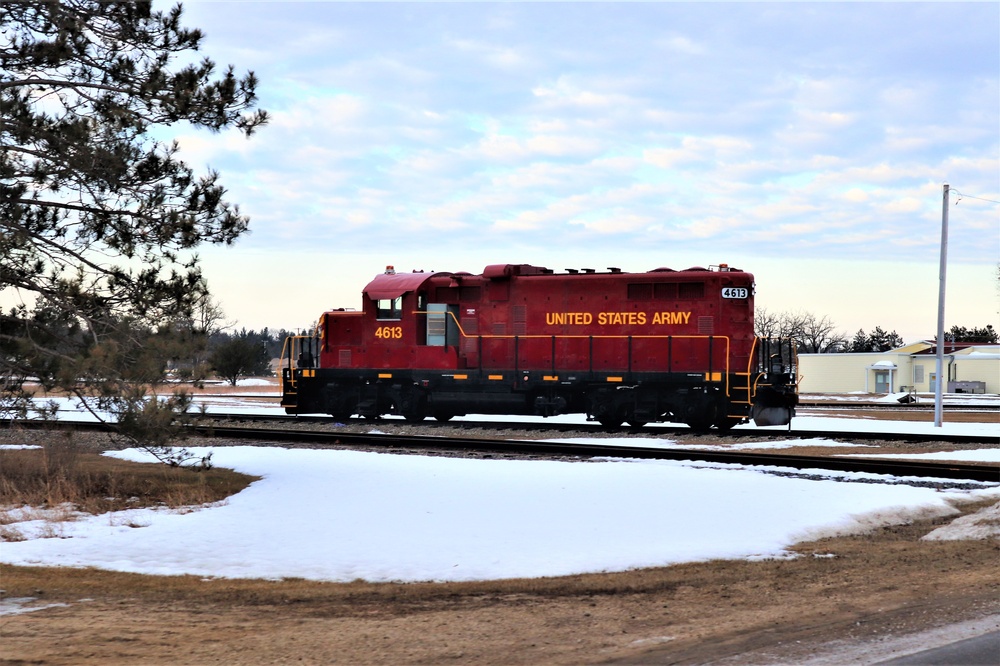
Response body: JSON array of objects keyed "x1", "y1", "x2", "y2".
[
  {"x1": 404, "y1": 414, "x2": 426, "y2": 423},
  {"x1": 597, "y1": 416, "x2": 624, "y2": 428},
  {"x1": 625, "y1": 404, "x2": 648, "y2": 428},
  {"x1": 433, "y1": 413, "x2": 454, "y2": 422}
]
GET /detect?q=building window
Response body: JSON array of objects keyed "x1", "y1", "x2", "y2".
[{"x1": 914, "y1": 366, "x2": 924, "y2": 383}]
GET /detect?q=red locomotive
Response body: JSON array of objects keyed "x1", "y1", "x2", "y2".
[{"x1": 280, "y1": 263, "x2": 797, "y2": 429}]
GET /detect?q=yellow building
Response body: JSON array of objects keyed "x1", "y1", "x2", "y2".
[{"x1": 798, "y1": 342, "x2": 999, "y2": 395}]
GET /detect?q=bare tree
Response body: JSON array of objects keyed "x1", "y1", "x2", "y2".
[
  {"x1": 797, "y1": 312, "x2": 847, "y2": 353},
  {"x1": 755, "y1": 308, "x2": 846, "y2": 353},
  {"x1": 754, "y1": 307, "x2": 804, "y2": 339}
]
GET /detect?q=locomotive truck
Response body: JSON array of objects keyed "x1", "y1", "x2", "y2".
[{"x1": 280, "y1": 263, "x2": 798, "y2": 430}]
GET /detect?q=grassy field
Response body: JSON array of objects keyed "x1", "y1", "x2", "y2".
[{"x1": 0, "y1": 439, "x2": 257, "y2": 541}]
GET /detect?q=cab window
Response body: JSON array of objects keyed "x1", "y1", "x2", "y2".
[{"x1": 376, "y1": 297, "x2": 402, "y2": 320}]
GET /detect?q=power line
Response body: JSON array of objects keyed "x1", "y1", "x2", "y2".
[{"x1": 950, "y1": 190, "x2": 1000, "y2": 205}]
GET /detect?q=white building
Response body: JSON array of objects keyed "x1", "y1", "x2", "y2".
[{"x1": 797, "y1": 342, "x2": 999, "y2": 394}]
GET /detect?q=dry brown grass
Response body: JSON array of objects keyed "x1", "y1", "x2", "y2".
[
  {"x1": 20, "y1": 378, "x2": 280, "y2": 397},
  {"x1": 0, "y1": 442, "x2": 258, "y2": 517}
]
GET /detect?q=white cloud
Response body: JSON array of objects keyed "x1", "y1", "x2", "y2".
[
  {"x1": 448, "y1": 37, "x2": 531, "y2": 70},
  {"x1": 532, "y1": 77, "x2": 636, "y2": 109},
  {"x1": 657, "y1": 34, "x2": 707, "y2": 56},
  {"x1": 475, "y1": 131, "x2": 605, "y2": 162},
  {"x1": 568, "y1": 213, "x2": 653, "y2": 234},
  {"x1": 157, "y1": 2, "x2": 998, "y2": 335},
  {"x1": 842, "y1": 188, "x2": 870, "y2": 203},
  {"x1": 643, "y1": 136, "x2": 754, "y2": 169},
  {"x1": 882, "y1": 197, "x2": 924, "y2": 214}
]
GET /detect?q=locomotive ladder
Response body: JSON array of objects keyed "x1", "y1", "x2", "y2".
[{"x1": 278, "y1": 334, "x2": 319, "y2": 410}]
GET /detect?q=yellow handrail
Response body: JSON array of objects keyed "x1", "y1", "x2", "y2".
[{"x1": 415, "y1": 309, "x2": 733, "y2": 393}]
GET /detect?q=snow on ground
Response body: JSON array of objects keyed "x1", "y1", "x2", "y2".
[
  {"x1": 539, "y1": 436, "x2": 878, "y2": 452},
  {"x1": 920, "y1": 500, "x2": 1000, "y2": 542},
  {"x1": 233, "y1": 378, "x2": 276, "y2": 387},
  {"x1": 805, "y1": 391, "x2": 1000, "y2": 407},
  {"x1": 2, "y1": 391, "x2": 997, "y2": 585},
  {"x1": 2, "y1": 443, "x2": 997, "y2": 584},
  {"x1": 850, "y1": 449, "x2": 1000, "y2": 463}
]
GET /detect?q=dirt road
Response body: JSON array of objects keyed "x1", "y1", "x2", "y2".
[{"x1": 3, "y1": 495, "x2": 999, "y2": 665}]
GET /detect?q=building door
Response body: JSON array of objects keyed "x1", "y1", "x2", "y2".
[
  {"x1": 929, "y1": 373, "x2": 937, "y2": 392},
  {"x1": 875, "y1": 370, "x2": 891, "y2": 393}
]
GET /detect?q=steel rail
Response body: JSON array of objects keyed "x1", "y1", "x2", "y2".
[
  {"x1": 191, "y1": 394, "x2": 997, "y2": 412},
  {"x1": 797, "y1": 402, "x2": 995, "y2": 412},
  {"x1": 5, "y1": 419, "x2": 997, "y2": 482},
  {"x1": 197, "y1": 412, "x2": 999, "y2": 446},
  {"x1": 8, "y1": 413, "x2": 996, "y2": 445},
  {"x1": 190, "y1": 425, "x2": 999, "y2": 483}
]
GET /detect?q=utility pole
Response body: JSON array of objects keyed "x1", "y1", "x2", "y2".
[{"x1": 934, "y1": 184, "x2": 949, "y2": 427}]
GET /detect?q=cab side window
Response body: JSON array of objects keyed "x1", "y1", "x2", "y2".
[{"x1": 376, "y1": 297, "x2": 402, "y2": 320}]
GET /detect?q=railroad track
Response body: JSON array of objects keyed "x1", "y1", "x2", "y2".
[
  {"x1": 181, "y1": 424, "x2": 998, "y2": 483},
  {"x1": 199, "y1": 412, "x2": 999, "y2": 446},
  {"x1": 797, "y1": 402, "x2": 996, "y2": 412},
  {"x1": 193, "y1": 394, "x2": 997, "y2": 412},
  {"x1": 7, "y1": 418, "x2": 998, "y2": 484}
]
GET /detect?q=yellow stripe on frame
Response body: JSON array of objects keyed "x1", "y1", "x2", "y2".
[
  {"x1": 378, "y1": 373, "x2": 392, "y2": 379},
  {"x1": 453, "y1": 374, "x2": 468, "y2": 380},
  {"x1": 488, "y1": 374, "x2": 504, "y2": 380},
  {"x1": 704, "y1": 372, "x2": 722, "y2": 382},
  {"x1": 543, "y1": 375, "x2": 559, "y2": 381},
  {"x1": 606, "y1": 376, "x2": 623, "y2": 382}
]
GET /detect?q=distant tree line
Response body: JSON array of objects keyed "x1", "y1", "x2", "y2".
[
  {"x1": 844, "y1": 327, "x2": 905, "y2": 353},
  {"x1": 938, "y1": 324, "x2": 997, "y2": 344},
  {"x1": 201, "y1": 327, "x2": 297, "y2": 386},
  {"x1": 755, "y1": 308, "x2": 997, "y2": 353}
]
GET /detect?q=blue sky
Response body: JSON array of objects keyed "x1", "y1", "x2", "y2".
[{"x1": 171, "y1": 2, "x2": 999, "y2": 341}]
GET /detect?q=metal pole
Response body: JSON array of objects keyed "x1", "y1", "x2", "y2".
[{"x1": 934, "y1": 184, "x2": 949, "y2": 427}]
